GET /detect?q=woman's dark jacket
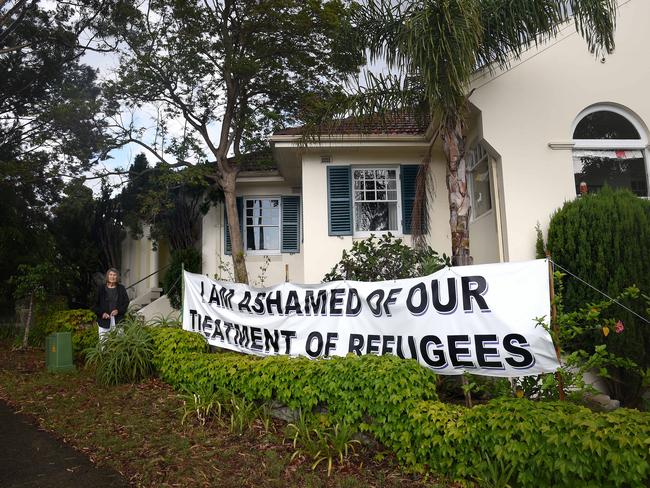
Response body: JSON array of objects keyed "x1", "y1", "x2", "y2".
[{"x1": 93, "y1": 284, "x2": 130, "y2": 329}]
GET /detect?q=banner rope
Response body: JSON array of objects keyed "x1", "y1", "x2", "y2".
[
  {"x1": 165, "y1": 274, "x2": 182, "y2": 297},
  {"x1": 549, "y1": 260, "x2": 650, "y2": 325}
]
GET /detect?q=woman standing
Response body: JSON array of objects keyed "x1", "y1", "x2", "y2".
[{"x1": 93, "y1": 268, "x2": 130, "y2": 341}]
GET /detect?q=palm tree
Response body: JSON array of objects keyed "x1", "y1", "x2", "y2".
[{"x1": 341, "y1": 0, "x2": 617, "y2": 265}]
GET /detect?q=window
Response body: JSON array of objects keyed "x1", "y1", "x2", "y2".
[
  {"x1": 467, "y1": 143, "x2": 492, "y2": 219},
  {"x1": 225, "y1": 196, "x2": 300, "y2": 255},
  {"x1": 244, "y1": 198, "x2": 280, "y2": 252},
  {"x1": 572, "y1": 107, "x2": 648, "y2": 197},
  {"x1": 352, "y1": 168, "x2": 399, "y2": 233}
]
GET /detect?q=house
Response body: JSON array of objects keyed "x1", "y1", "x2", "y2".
[{"x1": 123, "y1": 0, "x2": 649, "y2": 299}]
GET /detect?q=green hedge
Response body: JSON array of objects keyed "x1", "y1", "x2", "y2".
[
  {"x1": 149, "y1": 328, "x2": 650, "y2": 486},
  {"x1": 406, "y1": 399, "x2": 649, "y2": 487}
]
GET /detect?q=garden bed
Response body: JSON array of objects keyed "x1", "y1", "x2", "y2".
[{"x1": 0, "y1": 342, "x2": 448, "y2": 488}]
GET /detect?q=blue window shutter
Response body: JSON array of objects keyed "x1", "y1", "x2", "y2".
[
  {"x1": 327, "y1": 166, "x2": 352, "y2": 236},
  {"x1": 281, "y1": 196, "x2": 300, "y2": 253},
  {"x1": 400, "y1": 165, "x2": 422, "y2": 235},
  {"x1": 224, "y1": 197, "x2": 244, "y2": 255}
]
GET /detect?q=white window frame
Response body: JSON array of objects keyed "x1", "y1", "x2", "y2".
[
  {"x1": 243, "y1": 196, "x2": 282, "y2": 255},
  {"x1": 571, "y1": 104, "x2": 649, "y2": 197},
  {"x1": 467, "y1": 142, "x2": 494, "y2": 222},
  {"x1": 352, "y1": 166, "x2": 402, "y2": 237}
]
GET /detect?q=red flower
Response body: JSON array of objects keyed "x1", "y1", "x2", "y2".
[{"x1": 615, "y1": 320, "x2": 625, "y2": 334}]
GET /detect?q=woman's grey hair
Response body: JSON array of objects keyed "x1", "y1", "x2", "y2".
[{"x1": 105, "y1": 267, "x2": 120, "y2": 283}]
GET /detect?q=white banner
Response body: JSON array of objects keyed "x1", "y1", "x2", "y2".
[{"x1": 182, "y1": 259, "x2": 560, "y2": 377}]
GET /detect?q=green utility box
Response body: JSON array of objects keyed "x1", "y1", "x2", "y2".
[{"x1": 45, "y1": 332, "x2": 75, "y2": 373}]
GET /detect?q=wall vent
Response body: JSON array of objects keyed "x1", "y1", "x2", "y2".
[{"x1": 320, "y1": 155, "x2": 332, "y2": 164}]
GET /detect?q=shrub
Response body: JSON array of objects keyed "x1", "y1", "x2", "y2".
[
  {"x1": 163, "y1": 248, "x2": 202, "y2": 309},
  {"x1": 38, "y1": 309, "x2": 98, "y2": 357},
  {"x1": 44, "y1": 309, "x2": 96, "y2": 336},
  {"x1": 546, "y1": 188, "x2": 650, "y2": 405},
  {"x1": 323, "y1": 233, "x2": 449, "y2": 282},
  {"x1": 405, "y1": 399, "x2": 649, "y2": 487},
  {"x1": 84, "y1": 322, "x2": 155, "y2": 385},
  {"x1": 148, "y1": 327, "x2": 650, "y2": 486}
]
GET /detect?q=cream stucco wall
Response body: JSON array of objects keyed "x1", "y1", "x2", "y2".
[
  {"x1": 203, "y1": 180, "x2": 305, "y2": 286},
  {"x1": 469, "y1": 0, "x2": 650, "y2": 262},
  {"x1": 120, "y1": 225, "x2": 159, "y2": 299}
]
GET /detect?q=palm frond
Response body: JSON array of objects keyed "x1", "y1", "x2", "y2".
[{"x1": 477, "y1": 0, "x2": 616, "y2": 71}]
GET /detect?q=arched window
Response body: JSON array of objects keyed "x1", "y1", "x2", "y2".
[{"x1": 572, "y1": 106, "x2": 648, "y2": 197}]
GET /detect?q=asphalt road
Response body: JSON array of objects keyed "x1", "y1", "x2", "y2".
[{"x1": 0, "y1": 400, "x2": 128, "y2": 488}]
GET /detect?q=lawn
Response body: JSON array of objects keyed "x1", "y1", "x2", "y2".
[{"x1": 0, "y1": 343, "x2": 452, "y2": 488}]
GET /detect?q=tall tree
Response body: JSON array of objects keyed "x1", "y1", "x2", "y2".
[
  {"x1": 338, "y1": 0, "x2": 617, "y2": 265},
  {"x1": 0, "y1": 0, "x2": 110, "y2": 311},
  {"x1": 121, "y1": 153, "x2": 221, "y2": 251},
  {"x1": 93, "y1": 180, "x2": 124, "y2": 273},
  {"x1": 93, "y1": 0, "x2": 364, "y2": 283},
  {"x1": 50, "y1": 180, "x2": 101, "y2": 306}
]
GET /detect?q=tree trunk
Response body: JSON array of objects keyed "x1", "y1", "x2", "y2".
[
  {"x1": 442, "y1": 122, "x2": 472, "y2": 266},
  {"x1": 221, "y1": 169, "x2": 249, "y2": 284},
  {"x1": 22, "y1": 291, "x2": 33, "y2": 349}
]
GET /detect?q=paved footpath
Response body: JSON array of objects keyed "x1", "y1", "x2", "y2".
[{"x1": 0, "y1": 400, "x2": 128, "y2": 488}]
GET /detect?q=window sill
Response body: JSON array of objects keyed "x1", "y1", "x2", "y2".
[
  {"x1": 470, "y1": 208, "x2": 494, "y2": 224},
  {"x1": 245, "y1": 250, "x2": 281, "y2": 256},
  {"x1": 352, "y1": 231, "x2": 403, "y2": 239}
]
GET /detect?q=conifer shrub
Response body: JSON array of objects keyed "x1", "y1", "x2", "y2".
[{"x1": 546, "y1": 188, "x2": 650, "y2": 405}]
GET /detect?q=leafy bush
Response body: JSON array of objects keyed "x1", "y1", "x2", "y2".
[
  {"x1": 148, "y1": 327, "x2": 650, "y2": 486},
  {"x1": 405, "y1": 399, "x2": 649, "y2": 487},
  {"x1": 38, "y1": 309, "x2": 98, "y2": 357},
  {"x1": 73, "y1": 325, "x2": 98, "y2": 358},
  {"x1": 163, "y1": 248, "x2": 202, "y2": 309},
  {"x1": 148, "y1": 326, "x2": 208, "y2": 371},
  {"x1": 323, "y1": 233, "x2": 449, "y2": 282},
  {"x1": 43, "y1": 309, "x2": 96, "y2": 336},
  {"x1": 546, "y1": 188, "x2": 650, "y2": 405},
  {"x1": 84, "y1": 322, "x2": 155, "y2": 385}
]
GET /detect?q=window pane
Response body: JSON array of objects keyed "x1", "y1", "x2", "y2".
[
  {"x1": 387, "y1": 190, "x2": 397, "y2": 200},
  {"x1": 365, "y1": 191, "x2": 375, "y2": 200},
  {"x1": 354, "y1": 191, "x2": 363, "y2": 200},
  {"x1": 573, "y1": 154, "x2": 648, "y2": 197},
  {"x1": 387, "y1": 169, "x2": 396, "y2": 179},
  {"x1": 245, "y1": 198, "x2": 281, "y2": 251},
  {"x1": 354, "y1": 202, "x2": 398, "y2": 231},
  {"x1": 247, "y1": 226, "x2": 279, "y2": 251},
  {"x1": 573, "y1": 111, "x2": 640, "y2": 139},
  {"x1": 354, "y1": 180, "x2": 363, "y2": 190},
  {"x1": 364, "y1": 170, "x2": 374, "y2": 179},
  {"x1": 375, "y1": 169, "x2": 387, "y2": 179},
  {"x1": 366, "y1": 180, "x2": 375, "y2": 190},
  {"x1": 246, "y1": 227, "x2": 257, "y2": 250},
  {"x1": 353, "y1": 169, "x2": 363, "y2": 179},
  {"x1": 471, "y1": 159, "x2": 492, "y2": 218},
  {"x1": 387, "y1": 180, "x2": 396, "y2": 190},
  {"x1": 377, "y1": 191, "x2": 386, "y2": 201}
]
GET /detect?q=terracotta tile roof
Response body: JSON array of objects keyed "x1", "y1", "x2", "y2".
[{"x1": 274, "y1": 112, "x2": 429, "y2": 136}]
